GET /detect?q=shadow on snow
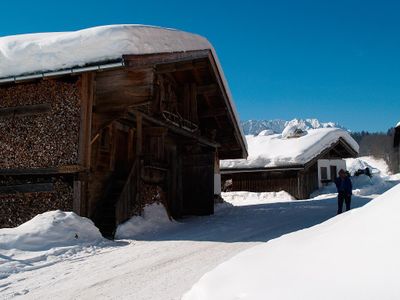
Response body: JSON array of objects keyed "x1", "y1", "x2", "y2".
[{"x1": 131, "y1": 195, "x2": 373, "y2": 243}]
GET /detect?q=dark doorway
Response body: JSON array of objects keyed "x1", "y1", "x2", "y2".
[
  {"x1": 114, "y1": 129, "x2": 129, "y2": 179},
  {"x1": 181, "y1": 148, "x2": 215, "y2": 216},
  {"x1": 330, "y1": 165, "x2": 338, "y2": 181}
]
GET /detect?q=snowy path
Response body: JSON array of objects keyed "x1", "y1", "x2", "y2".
[{"x1": 0, "y1": 195, "x2": 374, "y2": 300}]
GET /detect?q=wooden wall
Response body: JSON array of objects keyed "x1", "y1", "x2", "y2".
[
  {"x1": 222, "y1": 163, "x2": 319, "y2": 200},
  {"x1": 223, "y1": 170, "x2": 300, "y2": 198},
  {"x1": 87, "y1": 66, "x2": 217, "y2": 234},
  {"x1": 298, "y1": 163, "x2": 319, "y2": 199}
]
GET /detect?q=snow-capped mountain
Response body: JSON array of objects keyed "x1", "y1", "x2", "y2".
[{"x1": 241, "y1": 118, "x2": 345, "y2": 135}]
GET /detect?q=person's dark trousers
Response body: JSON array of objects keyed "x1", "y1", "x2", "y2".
[{"x1": 337, "y1": 192, "x2": 351, "y2": 214}]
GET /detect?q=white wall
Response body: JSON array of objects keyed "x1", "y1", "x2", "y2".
[{"x1": 317, "y1": 159, "x2": 347, "y2": 188}]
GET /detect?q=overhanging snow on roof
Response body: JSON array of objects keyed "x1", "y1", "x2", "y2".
[{"x1": 221, "y1": 128, "x2": 359, "y2": 170}]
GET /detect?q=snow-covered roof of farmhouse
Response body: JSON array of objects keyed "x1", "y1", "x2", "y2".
[
  {"x1": 0, "y1": 24, "x2": 214, "y2": 79},
  {"x1": 0, "y1": 25, "x2": 247, "y2": 150},
  {"x1": 221, "y1": 128, "x2": 359, "y2": 170}
]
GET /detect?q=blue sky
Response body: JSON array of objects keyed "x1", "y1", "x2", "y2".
[{"x1": 1, "y1": 0, "x2": 399, "y2": 132}]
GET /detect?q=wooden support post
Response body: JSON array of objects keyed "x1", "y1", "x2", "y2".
[
  {"x1": 136, "y1": 111, "x2": 143, "y2": 156},
  {"x1": 190, "y1": 83, "x2": 198, "y2": 124},
  {"x1": 74, "y1": 72, "x2": 95, "y2": 216},
  {"x1": 135, "y1": 111, "x2": 143, "y2": 209}
]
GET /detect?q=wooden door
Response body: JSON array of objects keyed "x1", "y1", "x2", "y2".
[
  {"x1": 181, "y1": 149, "x2": 215, "y2": 216},
  {"x1": 114, "y1": 129, "x2": 129, "y2": 178}
]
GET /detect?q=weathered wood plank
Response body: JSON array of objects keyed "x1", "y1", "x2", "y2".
[
  {"x1": 0, "y1": 183, "x2": 54, "y2": 194},
  {"x1": 79, "y1": 72, "x2": 95, "y2": 168},
  {"x1": 123, "y1": 50, "x2": 211, "y2": 69},
  {"x1": 0, "y1": 165, "x2": 84, "y2": 175},
  {"x1": 0, "y1": 103, "x2": 51, "y2": 118}
]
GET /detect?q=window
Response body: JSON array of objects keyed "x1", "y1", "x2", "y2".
[
  {"x1": 320, "y1": 167, "x2": 328, "y2": 180},
  {"x1": 330, "y1": 165, "x2": 338, "y2": 180}
]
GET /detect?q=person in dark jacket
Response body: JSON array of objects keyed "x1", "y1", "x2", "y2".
[{"x1": 335, "y1": 169, "x2": 353, "y2": 214}]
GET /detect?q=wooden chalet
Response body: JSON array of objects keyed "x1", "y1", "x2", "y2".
[
  {"x1": 0, "y1": 27, "x2": 247, "y2": 237},
  {"x1": 221, "y1": 130, "x2": 358, "y2": 199}
]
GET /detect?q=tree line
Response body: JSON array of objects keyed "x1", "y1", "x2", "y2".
[{"x1": 350, "y1": 127, "x2": 397, "y2": 173}]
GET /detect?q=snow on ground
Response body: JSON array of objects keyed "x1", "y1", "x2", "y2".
[
  {"x1": 221, "y1": 128, "x2": 358, "y2": 169},
  {"x1": 183, "y1": 183, "x2": 400, "y2": 300},
  {"x1": 222, "y1": 191, "x2": 295, "y2": 206},
  {"x1": 0, "y1": 211, "x2": 105, "y2": 280},
  {"x1": 0, "y1": 157, "x2": 397, "y2": 299},
  {"x1": 115, "y1": 203, "x2": 177, "y2": 239}
]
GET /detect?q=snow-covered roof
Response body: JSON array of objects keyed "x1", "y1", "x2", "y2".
[
  {"x1": 396, "y1": 121, "x2": 400, "y2": 128},
  {"x1": 0, "y1": 25, "x2": 213, "y2": 79},
  {"x1": 221, "y1": 128, "x2": 359, "y2": 170},
  {"x1": 0, "y1": 25, "x2": 247, "y2": 154}
]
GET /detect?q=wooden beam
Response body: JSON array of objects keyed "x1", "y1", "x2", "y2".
[
  {"x1": 197, "y1": 84, "x2": 219, "y2": 95},
  {"x1": 123, "y1": 50, "x2": 210, "y2": 69},
  {"x1": 0, "y1": 103, "x2": 51, "y2": 118},
  {"x1": 199, "y1": 107, "x2": 228, "y2": 119},
  {"x1": 155, "y1": 59, "x2": 209, "y2": 74},
  {"x1": 127, "y1": 110, "x2": 219, "y2": 149},
  {"x1": 75, "y1": 72, "x2": 94, "y2": 216},
  {"x1": 79, "y1": 72, "x2": 95, "y2": 168},
  {"x1": 206, "y1": 52, "x2": 248, "y2": 158},
  {"x1": 0, "y1": 165, "x2": 85, "y2": 176},
  {"x1": 136, "y1": 111, "x2": 143, "y2": 156},
  {"x1": 0, "y1": 183, "x2": 54, "y2": 194}
]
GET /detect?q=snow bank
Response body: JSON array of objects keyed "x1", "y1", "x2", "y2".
[
  {"x1": 0, "y1": 210, "x2": 103, "y2": 251},
  {"x1": 115, "y1": 203, "x2": 176, "y2": 239},
  {"x1": 0, "y1": 25, "x2": 211, "y2": 79},
  {"x1": 313, "y1": 157, "x2": 398, "y2": 198},
  {"x1": 183, "y1": 183, "x2": 400, "y2": 300},
  {"x1": 221, "y1": 128, "x2": 359, "y2": 169},
  {"x1": 222, "y1": 191, "x2": 295, "y2": 206},
  {"x1": 349, "y1": 156, "x2": 391, "y2": 176},
  {"x1": 345, "y1": 157, "x2": 397, "y2": 196}
]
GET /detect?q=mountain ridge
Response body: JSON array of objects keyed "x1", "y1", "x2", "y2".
[{"x1": 241, "y1": 118, "x2": 346, "y2": 136}]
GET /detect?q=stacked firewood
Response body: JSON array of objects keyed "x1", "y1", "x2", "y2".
[
  {"x1": 131, "y1": 182, "x2": 167, "y2": 217},
  {"x1": 0, "y1": 179, "x2": 73, "y2": 228},
  {"x1": 0, "y1": 80, "x2": 80, "y2": 169}
]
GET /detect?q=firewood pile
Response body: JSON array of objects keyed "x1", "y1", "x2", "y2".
[
  {"x1": 0, "y1": 80, "x2": 80, "y2": 169},
  {"x1": 131, "y1": 182, "x2": 167, "y2": 216},
  {"x1": 0, "y1": 179, "x2": 73, "y2": 228}
]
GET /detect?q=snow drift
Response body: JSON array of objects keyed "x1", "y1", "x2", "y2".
[
  {"x1": 115, "y1": 203, "x2": 176, "y2": 239},
  {"x1": 221, "y1": 128, "x2": 359, "y2": 169},
  {"x1": 222, "y1": 191, "x2": 295, "y2": 206},
  {"x1": 0, "y1": 210, "x2": 103, "y2": 251},
  {"x1": 313, "y1": 157, "x2": 397, "y2": 198},
  {"x1": 183, "y1": 183, "x2": 400, "y2": 300}
]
